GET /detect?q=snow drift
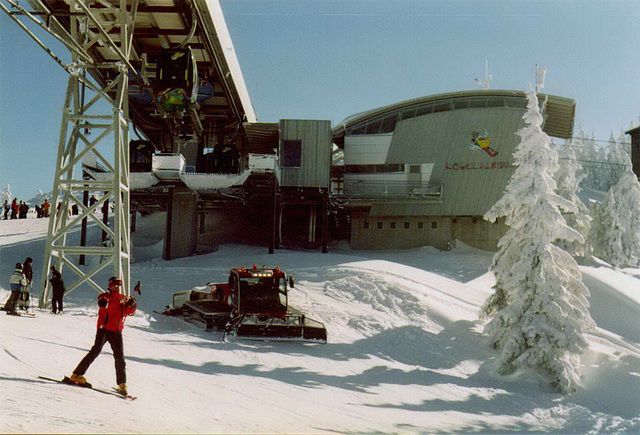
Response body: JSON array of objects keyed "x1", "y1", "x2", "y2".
[{"x1": 0, "y1": 218, "x2": 639, "y2": 433}]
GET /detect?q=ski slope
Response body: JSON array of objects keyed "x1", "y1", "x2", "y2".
[{"x1": 1, "y1": 218, "x2": 639, "y2": 433}]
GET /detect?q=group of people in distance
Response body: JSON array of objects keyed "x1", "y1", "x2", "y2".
[
  {"x1": 1, "y1": 198, "x2": 47, "y2": 220},
  {"x1": 1, "y1": 197, "x2": 87, "y2": 220}
]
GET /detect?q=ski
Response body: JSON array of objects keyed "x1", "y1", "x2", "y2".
[
  {"x1": 6, "y1": 312, "x2": 36, "y2": 317},
  {"x1": 38, "y1": 376, "x2": 137, "y2": 400},
  {"x1": 112, "y1": 388, "x2": 137, "y2": 400}
]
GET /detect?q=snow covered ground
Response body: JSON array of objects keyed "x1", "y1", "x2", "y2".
[{"x1": 1, "y1": 217, "x2": 639, "y2": 433}]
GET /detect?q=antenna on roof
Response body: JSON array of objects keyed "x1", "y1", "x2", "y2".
[
  {"x1": 535, "y1": 64, "x2": 547, "y2": 93},
  {"x1": 474, "y1": 60, "x2": 492, "y2": 90}
]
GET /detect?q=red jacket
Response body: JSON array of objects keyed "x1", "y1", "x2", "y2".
[{"x1": 96, "y1": 290, "x2": 136, "y2": 332}]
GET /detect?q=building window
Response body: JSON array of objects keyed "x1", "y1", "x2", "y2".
[
  {"x1": 417, "y1": 222, "x2": 424, "y2": 229},
  {"x1": 390, "y1": 222, "x2": 397, "y2": 229},
  {"x1": 400, "y1": 108, "x2": 416, "y2": 120},
  {"x1": 433, "y1": 102, "x2": 451, "y2": 113},
  {"x1": 365, "y1": 119, "x2": 383, "y2": 135},
  {"x1": 415, "y1": 104, "x2": 433, "y2": 116},
  {"x1": 403, "y1": 222, "x2": 410, "y2": 229},
  {"x1": 345, "y1": 164, "x2": 404, "y2": 174},
  {"x1": 379, "y1": 114, "x2": 398, "y2": 133},
  {"x1": 350, "y1": 125, "x2": 366, "y2": 135},
  {"x1": 364, "y1": 221, "x2": 370, "y2": 229},
  {"x1": 377, "y1": 222, "x2": 383, "y2": 230},
  {"x1": 409, "y1": 165, "x2": 420, "y2": 174},
  {"x1": 281, "y1": 140, "x2": 302, "y2": 168},
  {"x1": 431, "y1": 221, "x2": 438, "y2": 229}
]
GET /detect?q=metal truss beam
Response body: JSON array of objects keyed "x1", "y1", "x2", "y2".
[{"x1": 32, "y1": 0, "x2": 135, "y2": 307}]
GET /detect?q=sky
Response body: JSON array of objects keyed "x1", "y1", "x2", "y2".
[{"x1": 1, "y1": 0, "x2": 639, "y2": 201}]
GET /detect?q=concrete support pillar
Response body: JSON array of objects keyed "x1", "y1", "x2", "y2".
[
  {"x1": 321, "y1": 189, "x2": 328, "y2": 253},
  {"x1": 164, "y1": 187, "x2": 199, "y2": 260}
]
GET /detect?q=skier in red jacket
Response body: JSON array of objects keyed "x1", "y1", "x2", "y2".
[{"x1": 69, "y1": 277, "x2": 137, "y2": 395}]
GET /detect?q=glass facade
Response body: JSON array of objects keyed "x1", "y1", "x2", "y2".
[{"x1": 344, "y1": 96, "x2": 529, "y2": 136}]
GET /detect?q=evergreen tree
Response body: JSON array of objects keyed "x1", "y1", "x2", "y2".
[
  {"x1": 482, "y1": 90, "x2": 595, "y2": 393},
  {"x1": 605, "y1": 132, "x2": 631, "y2": 190},
  {"x1": 555, "y1": 144, "x2": 591, "y2": 256},
  {"x1": 588, "y1": 190, "x2": 627, "y2": 266},
  {"x1": 1, "y1": 184, "x2": 11, "y2": 204},
  {"x1": 588, "y1": 153, "x2": 640, "y2": 267}
]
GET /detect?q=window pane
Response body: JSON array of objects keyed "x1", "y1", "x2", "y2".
[
  {"x1": 409, "y1": 165, "x2": 420, "y2": 174},
  {"x1": 418, "y1": 222, "x2": 424, "y2": 229},
  {"x1": 377, "y1": 222, "x2": 383, "y2": 229},
  {"x1": 380, "y1": 115, "x2": 398, "y2": 133},
  {"x1": 506, "y1": 98, "x2": 527, "y2": 109},
  {"x1": 390, "y1": 222, "x2": 397, "y2": 229},
  {"x1": 433, "y1": 102, "x2": 450, "y2": 113},
  {"x1": 454, "y1": 100, "x2": 469, "y2": 110},
  {"x1": 431, "y1": 221, "x2": 438, "y2": 229},
  {"x1": 401, "y1": 108, "x2": 416, "y2": 120},
  {"x1": 468, "y1": 98, "x2": 486, "y2": 108},
  {"x1": 365, "y1": 119, "x2": 383, "y2": 134},
  {"x1": 281, "y1": 140, "x2": 302, "y2": 167},
  {"x1": 350, "y1": 125, "x2": 366, "y2": 135},
  {"x1": 486, "y1": 98, "x2": 504, "y2": 108},
  {"x1": 415, "y1": 105, "x2": 433, "y2": 116}
]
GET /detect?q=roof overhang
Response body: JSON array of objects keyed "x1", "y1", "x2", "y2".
[
  {"x1": 244, "y1": 122, "x2": 279, "y2": 154},
  {"x1": 22, "y1": 0, "x2": 256, "y2": 148}
]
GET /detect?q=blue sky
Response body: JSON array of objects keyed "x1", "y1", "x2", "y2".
[{"x1": 1, "y1": 0, "x2": 639, "y2": 201}]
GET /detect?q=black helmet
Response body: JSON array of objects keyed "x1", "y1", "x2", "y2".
[{"x1": 15, "y1": 263, "x2": 22, "y2": 269}]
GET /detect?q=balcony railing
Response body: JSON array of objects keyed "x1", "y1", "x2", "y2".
[{"x1": 338, "y1": 180, "x2": 442, "y2": 200}]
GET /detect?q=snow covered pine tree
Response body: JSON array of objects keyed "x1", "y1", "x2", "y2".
[
  {"x1": 588, "y1": 154, "x2": 640, "y2": 267},
  {"x1": 481, "y1": 89, "x2": 595, "y2": 393},
  {"x1": 554, "y1": 142, "x2": 591, "y2": 256}
]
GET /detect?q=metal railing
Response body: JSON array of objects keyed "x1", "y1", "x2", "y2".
[{"x1": 340, "y1": 180, "x2": 442, "y2": 199}]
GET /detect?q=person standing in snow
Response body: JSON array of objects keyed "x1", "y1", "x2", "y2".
[
  {"x1": 10, "y1": 198, "x2": 18, "y2": 219},
  {"x1": 69, "y1": 277, "x2": 137, "y2": 395},
  {"x1": 49, "y1": 266, "x2": 65, "y2": 314},
  {"x1": 19, "y1": 257, "x2": 33, "y2": 312},
  {"x1": 2, "y1": 200, "x2": 8, "y2": 219},
  {"x1": 5, "y1": 263, "x2": 26, "y2": 315},
  {"x1": 42, "y1": 199, "x2": 50, "y2": 218}
]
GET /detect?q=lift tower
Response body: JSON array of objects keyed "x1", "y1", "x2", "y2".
[
  {"x1": 2, "y1": 0, "x2": 259, "y2": 304},
  {"x1": 1, "y1": 0, "x2": 140, "y2": 300}
]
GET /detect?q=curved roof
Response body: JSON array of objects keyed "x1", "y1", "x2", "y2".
[{"x1": 332, "y1": 90, "x2": 576, "y2": 144}]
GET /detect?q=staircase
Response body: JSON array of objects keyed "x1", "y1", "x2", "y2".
[{"x1": 331, "y1": 208, "x2": 351, "y2": 240}]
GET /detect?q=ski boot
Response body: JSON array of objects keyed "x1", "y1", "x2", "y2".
[{"x1": 68, "y1": 373, "x2": 90, "y2": 387}]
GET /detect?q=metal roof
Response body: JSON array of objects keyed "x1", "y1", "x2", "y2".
[
  {"x1": 379, "y1": 106, "x2": 525, "y2": 216},
  {"x1": 244, "y1": 122, "x2": 280, "y2": 154},
  {"x1": 332, "y1": 90, "x2": 576, "y2": 145}
]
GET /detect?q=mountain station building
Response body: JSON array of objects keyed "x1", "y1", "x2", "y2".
[{"x1": 330, "y1": 90, "x2": 576, "y2": 251}]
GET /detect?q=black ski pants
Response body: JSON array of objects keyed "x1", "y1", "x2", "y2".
[
  {"x1": 74, "y1": 329, "x2": 126, "y2": 385},
  {"x1": 4, "y1": 290, "x2": 21, "y2": 313},
  {"x1": 51, "y1": 290, "x2": 64, "y2": 313}
]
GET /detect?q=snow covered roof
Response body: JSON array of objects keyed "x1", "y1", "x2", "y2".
[{"x1": 90, "y1": 169, "x2": 251, "y2": 191}]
